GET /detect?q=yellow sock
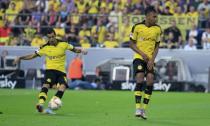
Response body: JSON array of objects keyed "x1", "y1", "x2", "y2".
[
  {"x1": 38, "y1": 92, "x2": 47, "y2": 104},
  {"x1": 142, "y1": 94, "x2": 151, "y2": 110},
  {"x1": 135, "y1": 91, "x2": 143, "y2": 109}
]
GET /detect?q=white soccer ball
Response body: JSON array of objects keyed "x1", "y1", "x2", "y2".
[{"x1": 48, "y1": 97, "x2": 62, "y2": 110}]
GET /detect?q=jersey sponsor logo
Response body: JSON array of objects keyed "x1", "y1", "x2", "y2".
[
  {"x1": 48, "y1": 55, "x2": 63, "y2": 60},
  {"x1": 140, "y1": 37, "x2": 156, "y2": 41}
]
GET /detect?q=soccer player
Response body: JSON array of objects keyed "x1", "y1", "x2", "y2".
[
  {"x1": 13, "y1": 28, "x2": 87, "y2": 114},
  {"x1": 129, "y1": 6, "x2": 162, "y2": 120}
]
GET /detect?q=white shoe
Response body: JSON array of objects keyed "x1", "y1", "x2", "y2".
[
  {"x1": 44, "y1": 108, "x2": 56, "y2": 115},
  {"x1": 135, "y1": 109, "x2": 141, "y2": 117},
  {"x1": 140, "y1": 109, "x2": 147, "y2": 120}
]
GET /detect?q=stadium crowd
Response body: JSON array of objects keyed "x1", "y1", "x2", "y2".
[{"x1": 0, "y1": 0, "x2": 209, "y2": 49}]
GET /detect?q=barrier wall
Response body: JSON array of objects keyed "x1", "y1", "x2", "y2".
[{"x1": 0, "y1": 46, "x2": 210, "y2": 90}]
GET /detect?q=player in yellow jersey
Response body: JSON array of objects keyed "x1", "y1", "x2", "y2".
[
  {"x1": 13, "y1": 28, "x2": 87, "y2": 114},
  {"x1": 130, "y1": 6, "x2": 162, "y2": 120}
]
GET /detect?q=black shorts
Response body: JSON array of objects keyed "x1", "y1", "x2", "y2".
[
  {"x1": 44, "y1": 70, "x2": 68, "y2": 88},
  {"x1": 133, "y1": 59, "x2": 154, "y2": 76}
]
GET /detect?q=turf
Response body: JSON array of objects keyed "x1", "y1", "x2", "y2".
[{"x1": 0, "y1": 89, "x2": 210, "y2": 126}]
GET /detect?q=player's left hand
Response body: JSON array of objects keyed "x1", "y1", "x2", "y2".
[
  {"x1": 81, "y1": 49, "x2": 88, "y2": 55},
  {"x1": 147, "y1": 59, "x2": 154, "y2": 71},
  {"x1": 13, "y1": 57, "x2": 20, "y2": 65}
]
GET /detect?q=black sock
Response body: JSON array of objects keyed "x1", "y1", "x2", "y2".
[
  {"x1": 134, "y1": 83, "x2": 144, "y2": 109},
  {"x1": 55, "y1": 90, "x2": 64, "y2": 99}
]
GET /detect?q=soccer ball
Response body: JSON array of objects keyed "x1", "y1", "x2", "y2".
[{"x1": 48, "y1": 97, "x2": 62, "y2": 110}]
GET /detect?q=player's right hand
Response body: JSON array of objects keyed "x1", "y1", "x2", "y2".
[{"x1": 13, "y1": 57, "x2": 20, "y2": 65}]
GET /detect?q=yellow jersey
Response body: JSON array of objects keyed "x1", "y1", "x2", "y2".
[
  {"x1": 35, "y1": 41, "x2": 74, "y2": 73},
  {"x1": 130, "y1": 21, "x2": 162, "y2": 60}
]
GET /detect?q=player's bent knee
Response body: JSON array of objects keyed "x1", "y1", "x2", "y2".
[
  {"x1": 43, "y1": 84, "x2": 50, "y2": 88},
  {"x1": 58, "y1": 84, "x2": 68, "y2": 91}
]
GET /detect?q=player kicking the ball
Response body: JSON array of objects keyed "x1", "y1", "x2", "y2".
[{"x1": 13, "y1": 28, "x2": 87, "y2": 114}]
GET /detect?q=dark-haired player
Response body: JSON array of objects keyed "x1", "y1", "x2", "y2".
[
  {"x1": 130, "y1": 6, "x2": 162, "y2": 120},
  {"x1": 13, "y1": 28, "x2": 87, "y2": 114}
]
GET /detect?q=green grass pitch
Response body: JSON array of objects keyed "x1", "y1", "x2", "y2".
[{"x1": 0, "y1": 89, "x2": 210, "y2": 126}]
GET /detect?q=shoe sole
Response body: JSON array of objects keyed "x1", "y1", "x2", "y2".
[
  {"x1": 140, "y1": 115, "x2": 147, "y2": 120},
  {"x1": 36, "y1": 105, "x2": 43, "y2": 113}
]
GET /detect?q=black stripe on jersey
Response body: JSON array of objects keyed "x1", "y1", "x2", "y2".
[
  {"x1": 131, "y1": 21, "x2": 145, "y2": 32},
  {"x1": 35, "y1": 51, "x2": 40, "y2": 57},
  {"x1": 40, "y1": 43, "x2": 49, "y2": 49}
]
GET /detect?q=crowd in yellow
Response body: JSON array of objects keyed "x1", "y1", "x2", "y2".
[{"x1": 0, "y1": 0, "x2": 209, "y2": 49}]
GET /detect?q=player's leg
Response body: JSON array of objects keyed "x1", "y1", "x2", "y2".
[
  {"x1": 37, "y1": 70, "x2": 55, "y2": 113},
  {"x1": 141, "y1": 72, "x2": 154, "y2": 120},
  {"x1": 36, "y1": 84, "x2": 50, "y2": 113},
  {"x1": 133, "y1": 59, "x2": 146, "y2": 117},
  {"x1": 47, "y1": 71, "x2": 68, "y2": 110}
]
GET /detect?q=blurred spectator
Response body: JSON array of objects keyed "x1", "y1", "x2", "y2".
[
  {"x1": 197, "y1": 0, "x2": 210, "y2": 28},
  {"x1": 91, "y1": 19, "x2": 107, "y2": 46},
  {"x1": 0, "y1": 21, "x2": 11, "y2": 46},
  {"x1": 161, "y1": 6, "x2": 173, "y2": 15},
  {"x1": 104, "y1": 24, "x2": 119, "y2": 46},
  {"x1": 10, "y1": 0, "x2": 24, "y2": 13},
  {"x1": 68, "y1": 54, "x2": 84, "y2": 81},
  {"x1": 103, "y1": 33, "x2": 119, "y2": 48},
  {"x1": 187, "y1": 23, "x2": 199, "y2": 42},
  {"x1": 0, "y1": 0, "x2": 10, "y2": 11},
  {"x1": 35, "y1": 0, "x2": 49, "y2": 12},
  {"x1": 75, "y1": 0, "x2": 88, "y2": 14},
  {"x1": 201, "y1": 27, "x2": 210, "y2": 49},
  {"x1": 184, "y1": 37, "x2": 197, "y2": 50},
  {"x1": 48, "y1": 0, "x2": 61, "y2": 12},
  {"x1": 186, "y1": 5, "x2": 199, "y2": 17},
  {"x1": 58, "y1": 4, "x2": 69, "y2": 26},
  {"x1": 174, "y1": 6, "x2": 185, "y2": 17},
  {"x1": 70, "y1": 7, "x2": 80, "y2": 25},
  {"x1": 87, "y1": 0, "x2": 99, "y2": 14},
  {"x1": 23, "y1": 22, "x2": 36, "y2": 45},
  {"x1": 17, "y1": 4, "x2": 31, "y2": 25},
  {"x1": 5, "y1": 2, "x2": 18, "y2": 24},
  {"x1": 0, "y1": 50, "x2": 8, "y2": 68},
  {"x1": 39, "y1": 15, "x2": 48, "y2": 35},
  {"x1": 78, "y1": 23, "x2": 91, "y2": 47},
  {"x1": 31, "y1": 6, "x2": 44, "y2": 26},
  {"x1": 65, "y1": 24, "x2": 79, "y2": 46},
  {"x1": 121, "y1": 17, "x2": 132, "y2": 47},
  {"x1": 131, "y1": 0, "x2": 144, "y2": 15},
  {"x1": 61, "y1": 0, "x2": 75, "y2": 13},
  {"x1": 165, "y1": 0, "x2": 178, "y2": 14},
  {"x1": 53, "y1": 22, "x2": 65, "y2": 39},
  {"x1": 31, "y1": 33, "x2": 46, "y2": 47},
  {"x1": 164, "y1": 20, "x2": 182, "y2": 48},
  {"x1": 108, "y1": 6, "x2": 122, "y2": 28},
  {"x1": 47, "y1": 4, "x2": 58, "y2": 26}
]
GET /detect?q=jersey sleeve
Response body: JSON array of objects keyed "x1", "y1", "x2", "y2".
[
  {"x1": 35, "y1": 47, "x2": 45, "y2": 57},
  {"x1": 156, "y1": 27, "x2": 162, "y2": 43},
  {"x1": 66, "y1": 43, "x2": 74, "y2": 51},
  {"x1": 130, "y1": 24, "x2": 137, "y2": 41}
]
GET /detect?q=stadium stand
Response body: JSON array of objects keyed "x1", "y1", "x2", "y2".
[{"x1": 0, "y1": 0, "x2": 209, "y2": 48}]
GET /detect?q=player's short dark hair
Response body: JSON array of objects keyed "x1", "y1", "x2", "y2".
[
  {"x1": 145, "y1": 6, "x2": 157, "y2": 15},
  {"x1": 46, "y1": 28, "x2": 56, "y2": 35}
]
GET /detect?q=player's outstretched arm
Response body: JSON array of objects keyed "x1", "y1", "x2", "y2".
[
  {"x1": 13, "y1": 53, "x2": 38, "y2": 65},
  {"x1": 71, "y1": 47, "x2": 88, "y2": 55}
]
